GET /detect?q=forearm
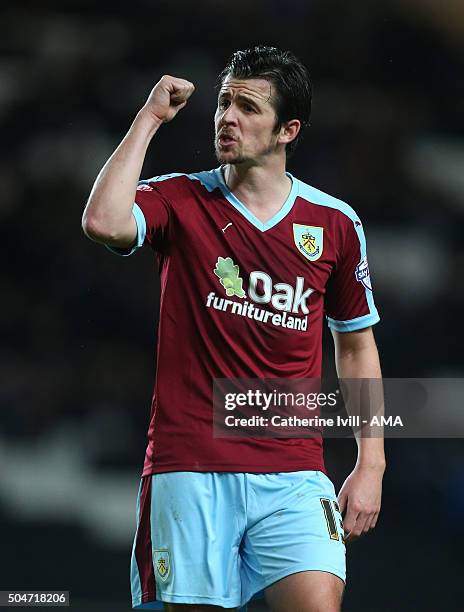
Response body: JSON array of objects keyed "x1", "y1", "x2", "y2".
[
  {"x1": 334, "y1": 332, "x2": 386, "y2": 470},
  {"x1": 82, "y1": 109, "x2": 162, "y2": 245}
]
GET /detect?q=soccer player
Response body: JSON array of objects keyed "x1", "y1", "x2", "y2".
[{"x1": 82, "y1": 46, "x2": 385, "y2": 612}]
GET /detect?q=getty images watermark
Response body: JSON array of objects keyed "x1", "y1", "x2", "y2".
[{"x1": 213, "y1": 378, "x2": 464, "y2": 438}]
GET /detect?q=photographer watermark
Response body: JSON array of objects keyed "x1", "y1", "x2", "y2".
[{"x1": 213, "y1": 378, "x2": 464, "y2": 438}]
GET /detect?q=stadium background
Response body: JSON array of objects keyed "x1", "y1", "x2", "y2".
[{"x1": 1, "y1": 0, "x2": 463, "y2": 610}]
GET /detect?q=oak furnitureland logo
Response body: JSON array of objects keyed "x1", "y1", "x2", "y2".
[{"x1": 207, "y1": 256, "x2": 314, "y2": 331}]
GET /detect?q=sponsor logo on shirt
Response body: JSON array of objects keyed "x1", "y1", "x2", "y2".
[
  {"x1": 293, "y1": 224, "x2": 324, "y2": 262},
  {"x1": 207, "y1": 257, "x2": 314, "y2": 331},
  {"x1": 213, "y1": 256, "x2": 246, "y2": 298},
  {"x1": 355, "y1": 256, "x2": 372, "y2": 290}
]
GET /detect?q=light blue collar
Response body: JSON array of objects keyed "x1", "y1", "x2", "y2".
[{"x1": 214, "y1": 166, "x2": 299, "y2": 232}]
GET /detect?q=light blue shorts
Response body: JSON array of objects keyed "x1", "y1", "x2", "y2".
[{"x1": 131, "y1": 471, "x2": 346, "y2": 610}]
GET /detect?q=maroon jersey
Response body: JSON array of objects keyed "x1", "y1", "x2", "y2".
[{"x1": 110, "y1": 167, "x2": 379, "y2": 474}]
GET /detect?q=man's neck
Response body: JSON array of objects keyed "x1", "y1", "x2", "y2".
[{"x1": 223, "y1": 161, "x2": 292, "y2": 224}]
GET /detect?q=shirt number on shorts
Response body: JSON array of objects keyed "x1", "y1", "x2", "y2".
[{"x1": 320, "y1": 498, "x2": 343, "y2": 541}]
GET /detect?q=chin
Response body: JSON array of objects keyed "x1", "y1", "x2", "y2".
[{"x1": 215, "y1": 149, "x2": 246, "y2": 165}]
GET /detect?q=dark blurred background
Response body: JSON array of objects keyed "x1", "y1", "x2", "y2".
[{"x1": 1, "y1": 0, "x2": 464, "y2": 610}]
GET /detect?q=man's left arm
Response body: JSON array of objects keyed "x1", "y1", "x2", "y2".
[{"x1": 332, "y1": 326, "x2": 386, "y2": 543}]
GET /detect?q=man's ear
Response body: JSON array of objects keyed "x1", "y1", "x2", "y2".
[{"x1": 278, "y1": 119, "x2": 301, "y2": 145}]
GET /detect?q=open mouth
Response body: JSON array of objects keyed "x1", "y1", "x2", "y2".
[{"x1": 218, "y1": 134, "x2": 237, "y2": 147}]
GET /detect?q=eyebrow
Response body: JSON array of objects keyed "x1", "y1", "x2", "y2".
[{"x1": 218, "y1": 92, "x2": 261, "y2": 108}]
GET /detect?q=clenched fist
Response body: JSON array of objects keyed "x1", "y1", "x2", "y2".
[{"x1": 143, "y1": 75, "x2": 195, "y2": 124}]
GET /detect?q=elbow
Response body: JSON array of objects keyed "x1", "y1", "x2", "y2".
[
  {"x1": 81, "y1": 211, "x2": 135, "y2": 247},
  {"x1": 82, "y1": 212, "x2": 104, "y2": 242},
  {"x1": 81, "y1": 212, "x2": 117, "y2": 243}
]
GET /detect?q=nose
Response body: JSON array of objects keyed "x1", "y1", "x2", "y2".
[{"x1": 220, "y1": 102, "x2": 238, "y2": 126}]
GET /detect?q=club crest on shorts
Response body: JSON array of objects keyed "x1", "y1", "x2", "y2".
[
  {"x1": 154, "y1": 549, "x2": 171, "y2": 582},
  {"x1": 355, "y1": 255, "x2": 372, "y2": 290},
  {"x1": 293, "y1": 225, "x2": 324, "y2": 262}
]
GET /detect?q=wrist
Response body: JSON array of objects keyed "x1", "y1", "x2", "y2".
[
  {"x1": 356, "y1": 459, "x2": 386, "y2": 472},
  {"x1": 134, "y1": 107, "x2": 164, "y2": 137}
]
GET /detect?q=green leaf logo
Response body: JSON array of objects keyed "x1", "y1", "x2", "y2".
[{"x1": 213, "y1": 256, "x2": 246, "y2": 298}]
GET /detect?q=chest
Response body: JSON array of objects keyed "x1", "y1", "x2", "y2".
[{"x1": 169, "y1": 194, "x2": 341, "y2": 297}]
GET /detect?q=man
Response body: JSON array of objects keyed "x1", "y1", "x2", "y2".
[{"x1": 82, "y1": 46, "x2": 385, "y2": 612}]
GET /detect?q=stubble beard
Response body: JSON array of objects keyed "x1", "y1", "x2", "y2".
[
  {"x1": 215, "y1": 151, "x2": 247, "y2": 165},
  {"x1": 214, "y1": 137, "x2": 278, "y2": 166},
  {"x1": 214, "y1": 139, "x2": 247, "y2": 165}
]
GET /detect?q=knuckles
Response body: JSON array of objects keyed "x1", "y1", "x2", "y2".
[
  {"x1": 351, "y1": 502, "x2": 380, "y2": 515},
  {"x1": 159, "y1": 74, "x2": 195, "y2": 89}
]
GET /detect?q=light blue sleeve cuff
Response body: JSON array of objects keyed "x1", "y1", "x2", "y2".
[
  {"x1": 105, "y1": 203, "x2": 147, "y2": 257},
  {"x1": 327, "y1": 311, "x2": 380, "y2": 332}
]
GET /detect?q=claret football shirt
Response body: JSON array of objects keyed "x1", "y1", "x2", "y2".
[{"x1": 109, "y1": 167, "x2": 379, "y2": 475}]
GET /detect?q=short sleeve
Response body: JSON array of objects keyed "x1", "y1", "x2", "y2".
[
  {"x1": 106, "y1": 179, "x2": 171, "y2": 257},
  {"x1": 325, "y1": 218, "x2": 380, "y2": 332}
]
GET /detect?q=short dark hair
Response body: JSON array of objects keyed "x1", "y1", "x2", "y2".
[{"x1": 217, "y1": 45, "x2": 312, "y2": 156}]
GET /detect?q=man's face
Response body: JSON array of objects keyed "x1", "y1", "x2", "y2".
[{"x1": 214, "y1": 76, "x2": 282, "y2": 165}]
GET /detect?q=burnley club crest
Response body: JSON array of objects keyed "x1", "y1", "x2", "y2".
[
  {"x1": 154, "y1": 549, "x2": 171, "y2": 582},
  {"x1": 293, "y1": 224, "x2": 324, "y2": 262}
]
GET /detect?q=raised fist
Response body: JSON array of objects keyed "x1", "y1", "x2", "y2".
[{"x1": 143, "y1": 75, "x2": 195, "y2": 124}]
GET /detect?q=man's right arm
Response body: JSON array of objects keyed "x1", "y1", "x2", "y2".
[{"x1": 82, "y1": 75, "x2": 195, "y2": 248}]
